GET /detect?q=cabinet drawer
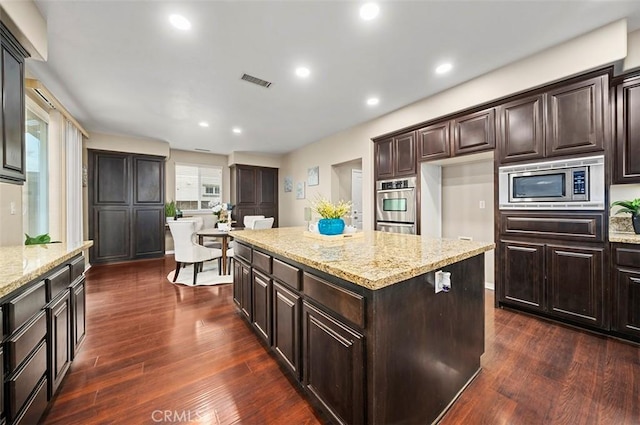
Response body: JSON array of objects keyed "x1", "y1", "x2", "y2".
[
  {"x1": 6, "y1": 281, "x2": 46, "y2": 334},
  {"x1": 500, "y1": 212, "x2": 604, "y2": 242},
  {"x1": 235, "y1": 242, "x2": 252, "y2": 263},
  {"x1": 8, "y1": 340, "x2": 47, "y2": 422},
  {"x1": 303, "y1": 273, "x2": 365, "y2": 328},
  {"x1": 273, "y1": 259, "x2": 301, "y2": 290},
  {"x1": 69, "y1": 255, "x2": 85, "y2": 282},
  {"x1": 6, "y1": 311, "x2": 46, "y2": 373},
  {"x1": 615, "y1": 246, "x2": 640, "y2": 268},
  {"x1": 46, "y1": 266, "x2": 71, "y2": 301},
  {"x1": 252, "y1": 250, "x2": 272, "y2": 274},
  {"x1": 15, "y1": 377, "x2": 47, "y2": 425}
]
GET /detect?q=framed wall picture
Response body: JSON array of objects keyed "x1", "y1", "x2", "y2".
[
  {"x1": 308, "y1": 166, "x2": 319, "y2": 186},
  {"x1": 296, "y1": 182, "x2": 306, "y2": 199},
  {"x1": 284, "y1": 176, "x2": 293, "y2": 192}
]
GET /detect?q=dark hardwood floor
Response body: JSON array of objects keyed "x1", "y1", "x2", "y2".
[{"x1": 41, "y1": 256, "x2": 640, "y2": 424}]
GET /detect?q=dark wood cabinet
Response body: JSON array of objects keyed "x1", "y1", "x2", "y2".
[
  {"x1": 70, "y1": 277, "x2": 86, "y2": 359},
  {"x1": 47, "y1": 292, "x2": 71, "y2": 398},
  {"x1": 0, "y1": 24, "x2": 28, "y2": 184},
  {"x1": 89, "y1": 151, "x2": 165, "y2": 263},
  {"x1": 614, "y1": 74, "x2": 640, "y2": 183},
  {"x1": 374, "y1": 132, "x2": 416, "y2": 180},
  {"x1": 612, "y1": 245, "x2": 640, "y2": 340},
  {"x1": 302, "y1": 301, "x2": 364, "y2": 425},
  {"x1": 545, "y1": 75, "x2": 606, "y2": 157},
  {"x1": 231, "y1": 165, "x2": 278, "y2": 228},
  {"x1": 452, "y1": 107, "x2": 496, "y2": 156},
  {"x1": 233, "y1": 258, "x2": 252, "y2": 321},
  {"x1": 546, "y1": 244, "x2": 604, "y2": 327},
  {"x1": 500, "y1": 240, "x2": 545, "y2": 311},
  {"x1": 272, "y1": 281, "x2": 300, "y2": 379},
  {"x1": 251, "y1": 270, "x2": 271, "y2": 344},
  {"x1": 498, "y1": 237, "x2": 606, "y2": 329},
  {"x1": 375, "y1": 138, "x2": 394, "y2": 179},
  {"x1": 417, "y1": 122, "x2": 450, "y2": 161},
  {"x1": 497, "y1": 94, "x2": 545, "y2": 163}
]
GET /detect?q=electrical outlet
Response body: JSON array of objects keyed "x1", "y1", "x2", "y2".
[
  {"x1": 479, "y1": 200, "x2": 485, "y2": 209},
  {"x1": 10, "y1": 202, "x2": 16, "y2": 215},
  {"x1": 435, "y1": 270, "x2": 452, "y2": 294}
]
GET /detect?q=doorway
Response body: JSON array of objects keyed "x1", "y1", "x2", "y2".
[{"x1": 331, "y1": 159, "x2": 363, "y2": 229}]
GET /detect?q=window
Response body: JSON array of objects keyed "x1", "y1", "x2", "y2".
[
  {"x1": 23, "y1": 103, "x2": 49, "y2": 237},
  {"x1": 175, "y1": 164, "x2": 223, "y2": 211}
]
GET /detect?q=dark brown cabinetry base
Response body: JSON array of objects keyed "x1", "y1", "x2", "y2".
[
  {"x1": 232, "y1": 241, "x2": 486, "y2": 424},
  {"x1": 612, "y1": 244, "x2": 640, "y2": 341}
]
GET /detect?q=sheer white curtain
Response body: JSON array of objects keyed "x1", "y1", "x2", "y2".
[{"x1": 65, "y1": 120, "x2": 83, "y2": 246}]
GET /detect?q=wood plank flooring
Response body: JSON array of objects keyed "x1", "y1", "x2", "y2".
[{"x1": 41, "y1": 256, "x2": 640, "y2": 424}]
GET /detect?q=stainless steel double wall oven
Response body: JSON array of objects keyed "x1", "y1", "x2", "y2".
[{"x1": 375, "y1": 176, "x2": 417, "y2": 234}]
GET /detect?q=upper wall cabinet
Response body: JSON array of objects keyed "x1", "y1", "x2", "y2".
[
  {"x1": 614, "y1": 73, "x2": 640, "y2": 183},
  {"x1": 498, "y1": 74, "x2": 607, "y2": 164},
  {"x1": 0, "y1": 24, "x2": 29, "y2": 184},
  {"x1": 375, "y1": 131, "x2": 416, "y2": 180},
  {"x1": 417, "y1": 107, "x2": 495, "y2": 162}
]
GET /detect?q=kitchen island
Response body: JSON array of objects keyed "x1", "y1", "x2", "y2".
[{"x1": 231, "y1": 227, "x2": 494, "y2": 424}]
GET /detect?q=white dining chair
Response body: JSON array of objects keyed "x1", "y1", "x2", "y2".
[
  {"x1": 243, "y1": 215, "x2": 265, "y2": 229},
  {"x1": 251, "y1": 217, "x2": 275, "y2": 230},
  {"x1": 168, "y1": 220, "x2": 222, "y2": 285}
]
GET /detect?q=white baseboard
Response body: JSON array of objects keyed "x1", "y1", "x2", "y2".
[
  {"x1": 485, "y1": 282, "x2": 495, "y2": 290},
  {"x1": 165, "y1": 250, "x2": 175, "y2": 255}
]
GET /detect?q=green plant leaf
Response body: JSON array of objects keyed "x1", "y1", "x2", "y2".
[
  {"x1": 611, "y1": 198, "x2": 640, "y2": 216},
  {"x1": 24, "y1": 233, "x2": 51, "y2": 245}
]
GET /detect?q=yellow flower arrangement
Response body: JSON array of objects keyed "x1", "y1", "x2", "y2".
[{"x1": 312, "y1": 196, "x2": 352, "y2": 219}]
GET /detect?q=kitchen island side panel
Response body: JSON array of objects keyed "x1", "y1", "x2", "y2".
[{"x1": 368, "y1": 254, "x2": 485, "y2": 424}]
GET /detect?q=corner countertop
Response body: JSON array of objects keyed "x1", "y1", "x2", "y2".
[
  {"x1": 231, "y1": 227, "x2": 494, "y2": 290},
  {"x1": 610, "y1": 232, "x2": 640, "y2": 245},
  {"x1": 0, "y1": 241, "x2": 93, "y2": 299}
]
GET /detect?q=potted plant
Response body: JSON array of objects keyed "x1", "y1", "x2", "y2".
[
  {"x1": 165, "y1": 201, "x2": 177, "y2": 222},
  {"x1": 25, "y1": 233, "x2": 51, "y2": 245},
  {"x1": 312, "y1": 197, "x2": 352, "y2": 235},
  {"x1": 611, "y1": 198, "x2": 640, "y2": 234},
  {"x1": 210, "y1": 202, "x2": 235, "y2": 231}
]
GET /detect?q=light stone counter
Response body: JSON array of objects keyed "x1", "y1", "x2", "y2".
[
  {"x1": 231, "y1": 227, "x2": 494, "y2": 290},
  {"x1": 0, "y1": 241, "x2": 93, "y2": 299},
  {"x1": 610, "y1": 232, "x2": 640, "y2": 245}
]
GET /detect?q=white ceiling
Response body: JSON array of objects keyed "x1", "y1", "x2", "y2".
[{"x1": 28, "y1": 1, "x2": 640, "y2": 155}]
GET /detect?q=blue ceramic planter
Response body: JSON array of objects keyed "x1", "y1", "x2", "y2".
[{"x1": 318, "y1": 218, "x2": 345, "y2": 235}]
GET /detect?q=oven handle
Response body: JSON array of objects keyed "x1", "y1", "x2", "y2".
[{"x1": 376, "y1": 188, "x2": 415, "y2": 193}]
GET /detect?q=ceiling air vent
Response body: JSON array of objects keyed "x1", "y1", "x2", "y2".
[
  {"x1": 241, "y1": 73, "x2": 272, "y2": 88},
  {"x1": 194, "y1": 148, "x2": 211, "y2": 152}
]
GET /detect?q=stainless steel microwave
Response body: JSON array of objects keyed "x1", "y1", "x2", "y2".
[{"x1": 498, "y1": 155, "x2": 605, "y2": 210}]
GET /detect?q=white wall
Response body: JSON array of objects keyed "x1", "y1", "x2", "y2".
[
  {"x1": 228, "y1": 151, "x2": 282, "y2": 169},
  {"x1": 441, "y1": 160, "x2": 495, "y2": 287},
  {"x1": 86, "y1": 132, "x2": 170, "y2": 158},
  {"x1": 279, "y1": 20, "x2": 628, "y2": 229},
  {"x1": 0, "y1": 1, "x2": 47, "y2": 60},
  {"x1": 623, "y1": 28, "x2": 640, "y2": 72}
]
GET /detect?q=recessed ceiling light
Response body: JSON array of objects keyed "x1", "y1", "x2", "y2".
[
  {"x1": 435, "y1": 63, "x2": 453, "y2": 75},
  {"x1": 232, "y1": 127, "x2": 242, "y2": 134},
  {"x1": 366, "y1": 97, "x2": 379, "y2": 106},
  {"x1": 360, "y1": 3, "x2": 380, "y2": 21},
  {"x1": 169, "y1": 14, "x2": 191, "y2": 31},
  {"x1": 198, "y1": 121, "x2": 209, "y2": 128},
  {"x1": 295, "y1": 67, "x2": 311, "y2": 78}
]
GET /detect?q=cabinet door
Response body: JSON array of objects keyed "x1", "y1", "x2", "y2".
[
  {"x1": 236, "y1": 166, "x2": 258, "y2": 205},
  {"x1": 272, "y1": 281, "x2": 300, "y2": 379},
  {"x1": 417, "y1": 122, "x2": 450, "y2": 161},
  {"x1": 497, "y1": 95, "x2": 545, "y2": 163},
  {"x1": 0, "y1": 42, "x2": 25, "y2": 183},
  {"x1": 500, "y1": 240, "x2": 545, "y2": 311},
  {"x1": 71, "y1": 278, "x2": 86, "y2": 358},
  {"x1": 613, "y1": 268, "x2": 640, "y2": 339},
  {"x1": 393, "y1": 132, "x2": 416, "y2": 176},
  {"x1": 232, "y1": 259, "x2": 242, "y2": 307},
  {"x1": 546, "y1": 75, "x2": 605, "y2": 157},
  {"x1": 240, "y1": 261, "x2": 252, "y2": 320},
  {"x1": 375, "y1": 139, "x2": 394, "y2": 179},
  {"x1": 452, "y1": 108, "x2": 496, "y2": 156},
  {"x1": 546, "y1": 244, "x2": 605, "y2": 328},
  {"x1": 251, "y1": 270, "x2": 271, "y2": 344},
  {"x1": 47, "y1": 292, "x2": 71, "y2": 397},
  {"x1": 614, "y1": 75, "x2": 640, "y2": 183},
  {"x1": 302, "y1": 301, "x2": 364, "y2": 425}
]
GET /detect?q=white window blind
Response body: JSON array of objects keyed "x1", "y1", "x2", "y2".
[{"x1": 65, "y1": 120, "x2": 83, "y2": 246}]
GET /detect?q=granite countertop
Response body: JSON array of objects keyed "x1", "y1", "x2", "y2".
[
  {"x1": 0, "y1": 241, "x2": 93, "y2": 299},
  {"x1": 231, "y1": 227, "x2": 494, "y2": 290},
  {"x1": 609, "y1": 232, "x2": 640, "y2": 244}
]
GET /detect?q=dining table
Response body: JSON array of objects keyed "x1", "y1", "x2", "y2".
[{"x1": 197, "y1": 228, "x2": 236, "y2": 275}]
